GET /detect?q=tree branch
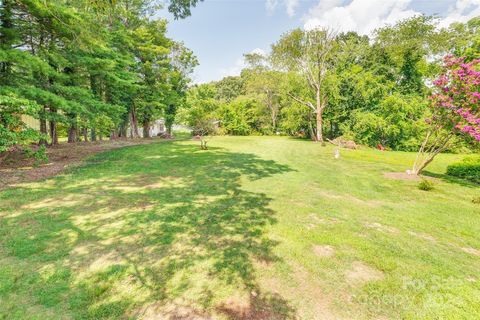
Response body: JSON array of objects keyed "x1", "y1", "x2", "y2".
[{"x1": 286, "y1": 93, "x2": 315, "y2": 111}]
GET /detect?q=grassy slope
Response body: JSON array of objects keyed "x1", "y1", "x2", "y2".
[{"x1": 0, "y1": 136, "x2": 479, "y2": 319}]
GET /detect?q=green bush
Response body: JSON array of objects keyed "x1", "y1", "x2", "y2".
[
  {"x1": 446, "y1": 156, "x2": 480, "y2": 184},
  {"x1": 33, "y1": 145, "x2": 49, "y2": 167},
  {"x1": 418, "y1": 179, "x2": 434, "y2": 191}
]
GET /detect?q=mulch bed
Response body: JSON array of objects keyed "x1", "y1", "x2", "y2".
[{"x1": 0, "y1": 138, "x2": 162, "y2": 190}]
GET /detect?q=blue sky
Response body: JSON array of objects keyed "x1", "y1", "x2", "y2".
[{"x1": 159, "y1": 0, "x2": 480, "y2": 83}]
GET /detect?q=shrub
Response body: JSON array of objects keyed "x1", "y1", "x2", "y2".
[
  {"x1": 33, "y1": 145, "x2": 48, "y2": 167},
  {"x1": 446, "y1": 156, "x2": 480, "y2": 184},
  {"x1": 418, "y1": 179, "x2": 434, "y2": 191},
  {"x1": 472, "y1": 197, "x2": 480, "y2": 205}
]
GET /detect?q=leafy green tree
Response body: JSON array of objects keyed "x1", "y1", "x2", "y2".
[{"x1": 272, "y1": 28, "x2": 337, "y2": 142}]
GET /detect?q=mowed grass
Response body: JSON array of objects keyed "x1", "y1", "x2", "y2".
[{"x1": 0, "y1": 136, "x2": 479, "y2": 319}]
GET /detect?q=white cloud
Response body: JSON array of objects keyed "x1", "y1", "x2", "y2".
[
  {"x1": 303, "y1": 0, "x2": 480, "y2": 34},
  {"x1": 219, "y1": 48, "x2": 267, "y2": 78},
  {"x1": 265, "y1": 0, "x2": 279, "y2": 15},
  {"x1": 439, "y1": 0, "x2": 480, "y2": 28},
  {"x1": 265, "y1": 0, "x2": 300, "y2": 16},
  {"x1": 303, "y1": 0, "x2": 418, "y2": 34},
  {"x1": 219, "y1": 57, "x2": 245, "y2": 78},
  {"x1": 285, "y1": 0, "x2": 300, "y2": 17}
]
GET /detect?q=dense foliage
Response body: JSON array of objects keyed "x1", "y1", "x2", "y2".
[
  {"x1": 0, "y1": 0, "x2": 198, "y2": 153},
  {"x1": 180, "y1": 16, "x2": 480, "y2": 153},
  {"x1": 447, "y1": 156, "x2": 480, "y2": 183}
]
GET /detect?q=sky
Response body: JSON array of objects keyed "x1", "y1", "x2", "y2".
[{"x1": 158, "y1": 0, "x2": 480, "y2": 84}]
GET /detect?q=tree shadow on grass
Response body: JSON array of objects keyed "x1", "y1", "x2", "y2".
[
  {"x1": 0, "y1": 142, "x2": 296, "y2": 319},
  {"x1": 422, "y1": 170, "x2": 479, "y2": 189}
]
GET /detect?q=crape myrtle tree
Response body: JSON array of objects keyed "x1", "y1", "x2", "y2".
[
  {"x1": 272, "y1": 27, "x2": 337, "y2": 143},
  {"x1": 412, "y1": 55, "x2": 480, "y2": 175}
]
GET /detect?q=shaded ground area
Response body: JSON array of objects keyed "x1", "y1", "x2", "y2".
[
  {"x1": 0, "y1": 141, "x2": 296, "y2": 319},
  {"x1": 0, "y1": 138, "x2": 165, "y2": 189},
  {"x1": 1, "y1": 136, "x2": 479, "y2": 319}
]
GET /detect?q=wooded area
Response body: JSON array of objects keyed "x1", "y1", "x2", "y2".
[
  {"x1": 180, "y1": 16, "x2": 479, "y2": 159},
  {"x1": 0, "y1": 0, "x2": 197, "y2": 156}
]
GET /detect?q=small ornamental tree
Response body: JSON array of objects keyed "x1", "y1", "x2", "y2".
[{"x1": 412, "y1": 55, "x2": 480, "y2": 174}]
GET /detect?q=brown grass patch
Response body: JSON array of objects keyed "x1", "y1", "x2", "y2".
[
  {"x1": 461, "y1": 247, "x2": 480, "y2": 256},
  {"x1": 216, "y1": 292, "x2": 296, "y2": 320},
  {"x1": 312, "y1": 245, "x2": 335, "y2": 258},
  {"x1": 408, "y1": 231, "x2": 436, "y2": 242},
  {"x1": 365, "y1": 222, "x2": 399, "y2": 234},
  {"x1": 345, "y1": 261, "x2": 384, "y2": 284},
  {"x1": 383, "y1": 172, "x2": 421, "y2": 181}
]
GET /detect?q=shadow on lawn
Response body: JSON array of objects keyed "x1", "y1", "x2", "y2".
[
  {"x1": 422, "y1": 170, "x2": 479, "y2": 189},
  {"x1": 0, "y1": 142, "x2": 296, "y2": 319}
]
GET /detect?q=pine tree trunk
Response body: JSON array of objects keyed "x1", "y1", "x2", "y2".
[
  {"x1": 83, "y1": 128, "x2": 88, "y2": 142},
  {"x1": 39, "y1": 118, "x2": 48, "y2": 146},
  {"x1": 68, "y1": 125, "x2": 76, "y2": 143},
  {"x1": 49, "y1": 120, "x2": 58, "y2": 145},
  {"x1": 49, "y1": 108, "x2": 58, "y2": 145},
  {"x1": 0, "y1": 0, "x2": 14, "y2": 83},
  {"x1": 91, "y1": 128, "x2": 97, "y2": 142},
  {"x1": 39, "y1": 106, "x2": 48, "y2": 145}
]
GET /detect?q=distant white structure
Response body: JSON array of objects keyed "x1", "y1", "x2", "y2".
[
  {"x1": 127, "y1": 119, "x2": 192, "y2": 137},
  {"x1": 127, "y1": 119, "x2": 166, "y2": 138}
]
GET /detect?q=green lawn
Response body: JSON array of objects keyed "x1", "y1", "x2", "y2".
[{"x1": 1, "y1": 136, "x2": 479, "y2": 319}]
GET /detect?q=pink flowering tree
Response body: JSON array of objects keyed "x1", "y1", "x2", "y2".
[{"x1": 412, "y1": 55, "x2": 480, "y2": 174}]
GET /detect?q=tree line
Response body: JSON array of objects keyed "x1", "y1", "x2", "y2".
[
  {"x1": 0, "y1": 0, "x2": 198, "y2": 154},
  {"x1": 180, "y1": 16, "x2": 479, "y2": 154}
]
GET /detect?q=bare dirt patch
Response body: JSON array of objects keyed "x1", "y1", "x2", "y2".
[
  {"x1": 0, "y1": 138, "x2": 163, "y2": 190},
  {"x1": 383, "y1": 172, "x2": 439, "y2": 182},
  {"x1": 135, "y1": 303, "x2": 211, "y2": 320},
  {"x1": 383, "y1": 172, "x2": 421, "y2": 181},
  {"x1": 313, "y1": 245, "x2": 335, "y2": 258},
  {"x1": 461, "y1": 247, "x2": 480, "y2": 256},
  {"x1": 365, "y1": 222, "x2": 399, "y2": 234},
  {"x1": 408, "y1": 231, "x2": 436, "y2": 242},
  {"x1": 345, "y1": 261, "x2": 384, "y2": 284},
  {"x1": 216, "y1": 292, "x2": 296, "y2": 320}
]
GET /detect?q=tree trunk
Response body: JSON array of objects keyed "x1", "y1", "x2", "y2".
[
  {"x1": 412, "y1": 155, "x2": 435, "y2": 175},
  {"x1": 0, "y1": 0, "x2": 14, "y2": 83},
  {"x1": 129, "y1": 109, "x2": 139, "y2": 138},
  {"x1": 412, "y1": 131, "x2": 453, "y2": 175},
  {"x1": 49, "y1": 120, "x2": 58, "y2": 145},
  {"x1": 39, "y1": 116, "x2": 48, "y2": 146},
  {"x1": 49, "y1": 108, "x2": 58, "y2": 145},
  {"x1": 315, "y1": 90, "x2": 324, "y2": 143},
  {"x1": 307, "y1": 111, "x2": 315, "y2": 141},
  {"x1": 91, "y1": 128, "x2": 97, "y2": 142},
  {"x1": 68, "y1": 124, "x2": 76, "y2": 143},
  {"x1": 83, "y1": 128, "x2": 88, "y2": 142},
  {"x1": 143, "y1": 121, "x2": 150, "y2": 138}
]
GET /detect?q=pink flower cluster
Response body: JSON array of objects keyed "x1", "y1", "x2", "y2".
[{"x1": 430, "y1": 55, "x2": 480, "y2": 141}]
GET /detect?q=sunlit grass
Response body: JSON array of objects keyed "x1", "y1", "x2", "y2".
[{"x1": 0, "y1": 136, "x2": 479, "y2": 319}]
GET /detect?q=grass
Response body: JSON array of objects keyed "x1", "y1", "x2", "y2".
[{"x1": 0, "y1": 136, "x2": 479, "y2": 319}]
